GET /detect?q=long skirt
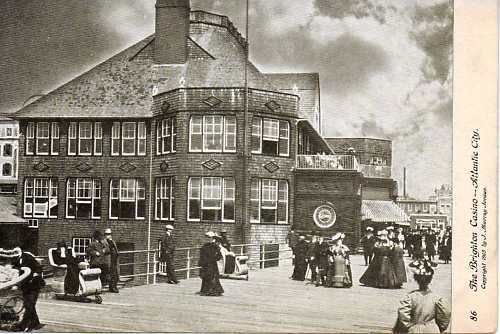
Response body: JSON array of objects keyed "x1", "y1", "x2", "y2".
[
  {"x1": 391, "y1": 248, "x2": 407, "y2": 286},
  {"x1": 292, "y1": 260, "x2": 307, "y2": 281},
  {"x1": 360, "y1": 256, "x2": 399, "y2": 289},
  {"x1": 328, "y1": 256, "x2": 352, "y2": 288},
  {"x1": 200, "y1": 265, "x2": 224, "y2": 296}
]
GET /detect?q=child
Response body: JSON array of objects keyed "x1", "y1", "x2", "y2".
[{"x1": 393, "y1": 259, "x2": 450, "y2": 333}]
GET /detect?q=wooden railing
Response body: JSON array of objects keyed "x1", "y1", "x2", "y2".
[{"x1": 296, "y1": 154, "x2": 360, "y2": 171}]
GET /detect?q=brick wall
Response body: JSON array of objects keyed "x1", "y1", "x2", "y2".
[{"x1": 293, "y1": 170, "x2": 363, "y2": 249}]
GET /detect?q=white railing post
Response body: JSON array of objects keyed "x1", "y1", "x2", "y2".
[
  {"x1": 153, "y1": 251, "x2": 157, "y2": 285},
  {"x1": 186, "y1": 249, "x2": 191, "y2": 279}
]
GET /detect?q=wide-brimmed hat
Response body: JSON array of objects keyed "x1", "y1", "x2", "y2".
[
  {"x1": 205, "y1": 231, "x2": 216, "y2": 238},
  {"x1": 378, "y1": 230, "x2": 388, "y2": 236},
  {"x1": 409, "y1": 259, "x2": 436, "y2": 276},
  {"x1": 366, "y1": 227, "x2": 374, "y2": 232},
  {"x1": 104, "y1": 228, "x2": 112, "y2": 234},
  {"x1": 331, "y1": 233, "x2": 342, "y2": 242},
  {"x1": 165, "y1": 224, "x2": 174, "y2": 230},
  {"x1": 386, "y1": 226, "x2": 394, "y2": 231}
]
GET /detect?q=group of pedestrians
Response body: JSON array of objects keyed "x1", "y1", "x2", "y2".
[
  {"x1": 86, "y1": 228, "x2": 120, "y2": 293},
  {"x1": 289, "y1": 232, "x2": 353, "y2": 288},
  {"x1": 403, "y1": 226, "x2": 452, "y2": 263}
]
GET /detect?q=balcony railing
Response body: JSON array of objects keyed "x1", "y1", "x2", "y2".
[
  {"x1": 296, "y1": 154, "x2": 360, "y2": 171},
  {"x1": 359, "y1": 164, "x2": 392, "y2": 178}
]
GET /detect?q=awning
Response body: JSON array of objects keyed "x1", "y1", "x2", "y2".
[
  {"x1": 0, "y1": 197, "x2": 26, "y2": 224},
  {"x1": 362, "y1": 200, "x2": 410, "y2": 225}
]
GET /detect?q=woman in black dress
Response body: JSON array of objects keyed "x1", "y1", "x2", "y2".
[
  {"x1": 359, "y1": 230, "x2": 400, "y2": 289},
  {"x1": 198, "y1": 231, "x2": 224, "y2": 296},
  {"x1": 52, "y1": 241, "x2": 79, "y2": 294}
]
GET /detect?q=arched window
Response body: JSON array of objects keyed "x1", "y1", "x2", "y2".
[
  {"x1": 3, "y1": 143, "x2": 12, "y2": 157},
  {"x1": 2, "y1": 163, "x2": 12, "y2": 176}
]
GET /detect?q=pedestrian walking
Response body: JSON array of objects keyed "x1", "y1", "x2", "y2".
[
  {"x1": 316, "y1": 237, "x2": 329, "y2": 287},
  {"x1": 104, "y1": 228, "x2": 120, "y2": 293},
  {"x1": 393, "y1": 259, "x2": 450, "y2": 333},
  {"x1": 328, "y1": 233, "x2": 352, "y2": 288},
  {"x1": 291, "y1": 236, "x2": 308, "y2": 281},
  {"x1": 307, "y1": 236, "x2": 319, "y2": 283},
  {"x1": 87, "y1": 230, "x2": 110, "y2": 286},
  {"x1": 425, "y1": 230, "x2": 437, "y2": 261},
  {"x1": 12, "y1": 247, "x2": 45, "y2": 332},
  {"x1": 440, "y1": 230, "x2": 452, "y2": 264},
  {"x1": 360, "y1": 227, "x2": 376, "y2": 265},
  {"x1": 198, "y1": 231, "x2": 224, "y2": 296},
  {"x1": 160, "y1": 224, "x2": 179, "y2": 284}
]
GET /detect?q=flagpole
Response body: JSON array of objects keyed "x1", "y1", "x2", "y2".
[{"x1": 242, "y1": 0, "x2": 249, "y2": 244}]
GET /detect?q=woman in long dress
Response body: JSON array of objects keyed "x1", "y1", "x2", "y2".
[
  {"x1": 393, "y1": 259, "x2": 450, "y2": 333},
  {"x1": 391, "y1": 239, "x2": 407, "y2": 288},
  {"x1": 198, "y1": 231, "x2": 224, "y2": 296},
  {"x1": 359, "y1": 230, "x2": 399, "y2": 289},
  {"x1": 327, "y1": 233, "x2": 352, "y2": 288}
]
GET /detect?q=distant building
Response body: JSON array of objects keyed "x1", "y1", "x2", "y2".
[
  {"x1": 429, "y1": 184, "x2": 452, "y2": 225},
  {"x1": 396, "y1": 197, "x2": 450, "y2": 230},
  {"x1": 0, "y1": 115, "x2": 19, "y2": 194}
]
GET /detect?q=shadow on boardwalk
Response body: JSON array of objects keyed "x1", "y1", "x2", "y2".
[{"x1": 36, "y1": 255, "x2": 451, "y2": 333}]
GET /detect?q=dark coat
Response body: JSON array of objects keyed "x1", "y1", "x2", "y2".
[
  {"x1": 360, "y1": 235, "x2": 376, "y2": 254},
  {"x1": 52, "y1": 247, "x2": 79, "y2": 294},
  {"x1": 13, "y1": 252, "x2": 45, "y2": 291},
  {"x1": 317, "y1": 242, "x2": 331, "y2": 269},
  {"x1": 160, "y1": 233, "x2": 176, "y2": 261},
  {"x1": 87, "y1": 240, "x2": 110, "y2": 266},
  {"x1": 198, "y1": 242, "x2": 224, "y2": 296},
  {"x1": 294, "y1": 240, "x2": 308, "y2": 262}
]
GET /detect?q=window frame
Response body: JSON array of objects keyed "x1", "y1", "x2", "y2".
[
  {"x1": 252, "y1": 117, "x2": 290, "y2": 157},
  {"x1": 155, "y1": 177, "x2": 175, "y2": 221},
  {"x1": 35, "y1": 122, "x2": 50, "y2": 155},
  {"x1": 109, "y1": 178, "x2": 146, "y2": 220},
  {"x1": 187, "y1": 176, "x2": 235, "y2": 222},
  {"x1": 78, "y1": 122, "x2": 93, "y2": 156},
  {"x1": 3, "y1": 143, "x2": 12, "y2": 157},
  {"x1": 26, "y1": 122, "x2": 35, "y2": 155},
  {"x1": 189, "y1": 115, "x2": 237, "y2": 153},
  {"x1": 2, "y1": 163, "x2": 12, "y2": 176},
  {"x1": 72, "y1": 237, "x2": 92, "y2": 257},
  {"x1": 121, "y1": 122, "x2": 137, "y2": 156},
  {"x1": 23, "y1": 177, "x2": 58, "y2": 219},
  {"x1": 66, "y1": 178, "x2": 101, "y2": 220},
  {"x1": 250, "y1": 178, "x2": 289, "y2": 224},
  {"x1": 157, "y1": 118, "x2": 177, "y2": 155}
]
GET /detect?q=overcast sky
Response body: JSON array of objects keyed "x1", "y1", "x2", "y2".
[{"x1": 0, "y1": 0, "x2": 452, "y2": 199}]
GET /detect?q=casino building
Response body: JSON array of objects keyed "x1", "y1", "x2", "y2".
[{"x1": 13, "y1": 0, "x2": 403, "y2": 274}]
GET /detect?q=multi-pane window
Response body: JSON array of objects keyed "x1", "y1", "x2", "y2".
[
  {"x1": 111, "y1": 122, "x2": 146, "y2": 156},
  {"x1": 68, "y1": 122, "x2": 102, "y2": 156},
  {"x1": 3, "y1": 144, "x2": 12, "y2": 157},
  {"x1": 155, "y1": 177, "x2": 175, "y2": 220},
  {"x1": 156, "y1": 118, "x2": 176, "y2": 155},
  {"x1": 187, "y1": 177, "x2": 235, "y2": 222},
  {"x1": 72, "y1": 238, "x2": 91, "y2": 257},
  {"x1": 24, "y1": 178, "x2": 58, "y2": 218},
  {"x1": 251, "y1": 117, "x2": 289, "y2": 156},
  {"x1": 109, "y1": 179, "x2": 146, "y2": 219},
  {"x1": 26, "y1": 122, "x2": 59, "y2": 155},
  {"x1": 189, "y1": 116, "x2": 236, "y2": 152},
  {"x1": 2, "y1": 163, "x2": 12, "y2": 176},
  {"x1": 250, "y1": 178, "x2": 288, "y2": 224},
  {"x1": 66, "y1": 178, "x2": 101, "y2": 219}
]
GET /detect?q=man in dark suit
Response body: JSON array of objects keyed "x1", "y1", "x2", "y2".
[
  {"x1": 160, "y1": 225, "x2": 179, "y2": 284},
  {"x1": 359, "y1": 227, "x2": 376, "y2": 265},
  {"x1": 12, "y1": 247, "x2": 45, "y2": 332},
  {"x1": 104, "y1": 228, "x2": 120, "y2": 293},
  {"x1": 87, "y1": 230, "x2": 110, "y2": 286}
]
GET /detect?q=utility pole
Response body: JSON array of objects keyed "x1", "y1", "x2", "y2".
[{"x1": 241, "y1": 0, "x2": 250, "y2": 244}]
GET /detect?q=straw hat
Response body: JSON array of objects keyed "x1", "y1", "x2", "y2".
[
  {"x1": 165, "y1": 224, "x2": 174, "y2": 230},
  {"x1": 205, "y1": 231, "x2": 216, "y2": 238},
  {"x1": 331, "y1": 233, "x2": 342, "y2": 242},
  {"x1": 366, "y1": 227, "x2": 374, "y2": 232}
]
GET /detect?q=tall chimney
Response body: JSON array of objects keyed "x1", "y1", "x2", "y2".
[
  {"x1": 403, "y1": 167, "x2": 407, "y2": 198},
  {"x1": 155, "y1": 0, "x2": 190, "y2": 64}
]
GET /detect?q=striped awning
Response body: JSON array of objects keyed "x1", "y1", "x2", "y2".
[{"x1": 362, "y1": 200, "x2": 410, "y2": 225}]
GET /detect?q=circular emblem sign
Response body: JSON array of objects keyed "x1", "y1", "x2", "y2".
[{"x1": 313, "y1": 204, "x2": 337, "y2": 229}]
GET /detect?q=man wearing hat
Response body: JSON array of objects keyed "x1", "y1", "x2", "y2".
[
  {"x1": 291, "y1": 235, "x2": 308, "y2": 281},
  {"x1": 160, "y1": 225, "x2": 179, "y2": 284},
  {"x1": 104, "y1": 228, "x2": 120, "y2": 293},
  {"x1": 359, "y1": 227, "x2": 376, "y2": 266}
]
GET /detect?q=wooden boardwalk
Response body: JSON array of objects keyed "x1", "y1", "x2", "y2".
[{"x1": 36, "y1": 255, "x2": 451, "y2": 333}]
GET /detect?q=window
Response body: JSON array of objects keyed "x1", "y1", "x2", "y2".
[
  {"x1": 28, "y1": 122, "x2": 59, "y2": 155},
  {"x1": 189, "y1": 116, "x2": 236, "y2": 152},
  {"x1": 51, "y1": 123, "x2": 60, "y2": 155},
  {"x1": 5, "y1": 128, "x2": 13, "y2": 137},
  {"x1": 251, "y1": 117, "x2": 289, "y2": 156},
  {"x1": 2, "y1": 144, "x2": 12, "y2": 157},
  {"x1": 2, "y1": 163, "x2": 12, "y2": 176},
  {"x1": 66, "y1": 178, "x2": 101, "y2": 219},
  {"x1": 72, "y1": 238, "x2": 91, "y2": 257},
  {"x1": 27, "y1": 219, "x2": 38, "y2": 228},
  {"x1": 187, "y1": 177, "x2": 235, "y2": 222},
  {"x1": 36, "y1": 123, "x2": 50, "y2": 155},
  {"x1": 157, "y1": 118, "x2": 177, "y2": 155},
  {"x1": 250, "y1": 178, "x2": 288, "y2": 224},
  {"x1": 111, "y1": 122, "x2": 146, "y2": 156},
  {"x1": 68, "y1": 122, "x2": 101, "y2": 156},
  {"x1": 24, "y1": 178, "x2": 58, "y2": 218},
  {"x1": 155, "y1": 177, "x2": 175, "y2": 220},
  {"x1": 26, "y1": 123, "x2": 35, "y2": 155},
  {"x1": 110, "y1": 179, "x2": 146, "y2": 219}
]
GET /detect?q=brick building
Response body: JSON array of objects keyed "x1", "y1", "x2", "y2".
[
  {"x1": 13, "y1": 0, "x2": 407, "y2": 276},
  {"x1": 0, "y1": 115, "x2": 19, "y2": 195}
]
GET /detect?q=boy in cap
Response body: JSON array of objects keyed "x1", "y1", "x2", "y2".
[{"x1": 160, "y1": 225, "x2": 179, "y2": 284}]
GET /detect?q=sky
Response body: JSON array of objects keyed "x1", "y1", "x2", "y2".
[{"x1": 0, "y1": 0, "x2": 452, "y2": 199}]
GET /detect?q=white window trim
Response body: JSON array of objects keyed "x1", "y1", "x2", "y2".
[
  {"x1": 187, "y1": 177, "x2": 201, "y2": 222},
  {"x1": 51, "y1": 122, "x2": 59, "y2": 156},
  {"x1": 202, "y1": 116, "x2": 224, "y2": 153},
  {"x1": 223, "y1": 116, "x2": 237, "y2": 153},
  {"x1": 155, "y1": 177, "x2": 175, "y2": 221},
  {"x1": 68, "y1": 122, "x2": 77, "y2": 156},
  {"x1": 111, "y1": 122, "x2": 121, "y2": 156},
  {"x1": 24, "y1": 177, "x2": 58, "y2": 219},
  {"x1": 187, "y1": 177, "x2": 235, "y2": 222},
  {"x1": 250, "y1": 178, "x2": 288, "y2": 224},
  {"x1": 66, "y1": 178, "x2": 101, "y2": 219},
  {"x1": 121, "y1": 122, "x2": 136, "y2": 156},
  {"x1": 278, "y1": 120, "x2": 290, "y2": 157},
  {"x1": 109, "y1": 179, "x2": 145, "y2": 220},
  {"x1": 94, "y1": 122, "x2": 103, "y2": 156},
  {"x1": 137, "y1": 122, "x2": 147, "y2": 156},
  {"x1": 251, "y1": 117, "x2": 263, "y2": 154},
  {"x1": 26, "y1": 122, "x2": 35, "y2": 155},
  {"x1": 35, "y1": 122, "x2": 50, "y2": 156},
  {"x1": 278, "y1": 180, "x2": 289, "y2": 224},
  {"x1": 189, "y1": 117, "x2": 203, "y2": 153},
  {"x1": 72, "y1": 237, "x2": 92, "y2": 257},
  {"x1": 222, "y1": 178, "x2": 235, "y2": 222},
  {"x1": 250, "y1": 179, "x2": 261, "y2": 223},
  {"x1": 201, "y1": 177, "x2": 222, "y2": 210},
  {"x1": 78, "y1": 122, "x2": 93, "y2": 156}
]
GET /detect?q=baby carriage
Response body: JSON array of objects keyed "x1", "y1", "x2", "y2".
[
  {"x1": 0, "y1": 265, "x2": 31, "y2": 331},
  {"x1": 48, "y1": 248, "x2": 102, "y2": 304}
]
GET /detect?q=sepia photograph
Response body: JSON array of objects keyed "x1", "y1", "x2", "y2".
[{"x1": 1, "y1": 0, "x2": 489, "y2": 332}]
